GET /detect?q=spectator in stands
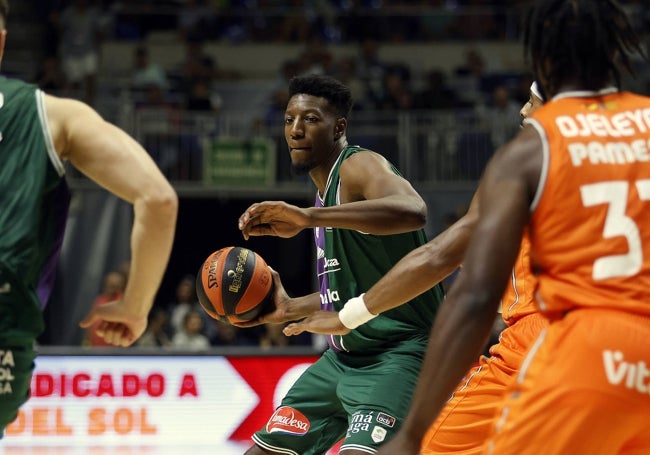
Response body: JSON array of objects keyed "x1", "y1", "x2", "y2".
[
  {"x1": 276, "y1": 0, "x2": 312, "y2": 43},
  {"x1": 171, "y1": 309, "x2": 210, "y2": 351},
  {"x1": 140, "y1": 82, "x2": 171, "y2": 109},
  {"x1": 209, "y1": 319, "x2": 259, "y2": 347},
  {"x1": 37, "y1": 0, "x2": 64, "y2": 58},
  {"x1": 117, "y1": 259, "x2": 131, "y2": 286},
  {"x1": 478, "y1": 83, "x2": 522, "y2": 148},
  {"x1": 259, "y1": 323, "x2": 290, "y2": 350},
  {"x1": 168, "y1": 274, "x2": 216, "y2": 340},
  {"x1": 83, "y1": 270, "x2": 127, "y2": 347},
  {"x1": 377, "y1": 65, "x2": 414, "y2": 111},
  {"x1": 54, "y1": 0, "x2": 106, "y2": 106},
  {"x1": 414, "y1": 69, "x2": 459, "y2": 110},
  {"x1": 259, "y1": 322, "x2": 313, "y2": 349},
  {"x1": 131, "y1": 45, "x2": 169, "y2": 93},
  {"x1": 169, "y1": 274, "x2": 200, "y2": 335},
  {"x1": 418, "y1": 2, "x2": 456, "y2": 40},
  {"x1": 356, "y1": 38, "x2": 388, "y2": 109},
  {"x1": 137, "y1": 306, "x2": 172, "y2": 348},
  {"x1": 34, "y1": 55, "x2": 67, "y2": 94},
  {"x1": 451, "y1": 48, "x2": 487, "y2": 108},
  {"x1": 296, "y1": 37, "x2": 334, "y2": 77},
  {"x1": 186, "y1": 78, "x2": 222, "y2": 112},
  {"x1": 450, "y1": 0, "x2": 499, "y2": 40},
  {"x1": 333, "y1": 56, "x2": 368, "y2": 111},
  {"x1": 209, "y1": 319, "x2": 240, "y2": 346},
  {"x1": 178, "y1": 0, "x2": 215, "y2": 42},
  {"x1": 338, "y1": 0, "x2": 385, "y2": 42},
  {"x1": 176, "y1": 38, "x2": 216, "y2": 96}
]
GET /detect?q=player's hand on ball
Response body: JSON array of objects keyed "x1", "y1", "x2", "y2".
[
  {"x1": 232, "y1": 266, "x2": 292, "y2": 327},
  {"x1": 79, "y1": 300, "x2": 148, "y2": 347},
  {"x1": 283, "y1": 311, "x2": 351, "y2": 336},
  {"x1": 238, "y1": 201, "x2": 310, "y2": 240}
]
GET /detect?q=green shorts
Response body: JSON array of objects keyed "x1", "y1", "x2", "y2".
[
  {"x1": 0, "y1": 344, "x2": 37, "y2": 438},
  {"x1": 252, "y1": 341, "x2": 426, "y2": 455}
]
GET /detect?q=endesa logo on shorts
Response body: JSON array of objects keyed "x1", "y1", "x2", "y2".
[{"x1": 266, "y1": 406, "x2": 310, "y2": 435}]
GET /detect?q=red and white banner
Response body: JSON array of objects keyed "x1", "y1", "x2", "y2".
[{"x1": 4, "y1": 354, "x2": 320, "y2": 448}]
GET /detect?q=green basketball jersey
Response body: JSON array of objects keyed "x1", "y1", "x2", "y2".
[
  {"x1": 0, "y1": 77, "x2": 69, "y2": 343},
  {"x1": 315, "y1": 145, "x2": 444, "y2": 354}
]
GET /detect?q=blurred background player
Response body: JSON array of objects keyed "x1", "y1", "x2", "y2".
[
  {"x1": 284, "y1": 82, "x2": 545, "y2": 454},
  {"x1": 374, "y1": 0, "x2": 650, "y2": 453},
  {"x1": 0, "y1": 0, "x2": 178, "y2": 437},
  {"x1": 238, "y1": 74, "x2": 445, "y2": 454}
]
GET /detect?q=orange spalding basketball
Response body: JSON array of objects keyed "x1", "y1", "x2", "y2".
[{"x1": 196, "y1": 246, "x2": 274, "y2": 325}]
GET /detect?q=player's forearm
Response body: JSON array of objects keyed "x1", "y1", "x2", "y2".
[
  {"x1": 305, "y1": 195, "x2": 426, "y2": 235},
  {"x1": 363, "y1": 216, "x2": 472, "y2": 314},
  {"x1": 286, "y1": 292, "x2": 322, "y2": 321},
  {"x1": 122, "y1": 191, "x2": 178, "y2": 316}
]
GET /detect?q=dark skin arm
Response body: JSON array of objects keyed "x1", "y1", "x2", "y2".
[
  {"x1": 283, "y1": 193, "x2": 479, "y2": 335},
  {"x1": 239, "y1": 151, "x2": 427, "y2": 239},
  {"x1": 376, "y1": 126, "x2": 543, "y2": 455}
]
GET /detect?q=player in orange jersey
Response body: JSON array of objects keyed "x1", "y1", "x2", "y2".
[
  {"x1": 283, "y1": 82, "x2": 545, "y2": 454},
  {"x1": 371, "y1": 0, "x2": 650, "y2": 454}
]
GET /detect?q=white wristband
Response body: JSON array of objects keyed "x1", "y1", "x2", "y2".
[{"x1": 338, "y1": 294, "x2": 377, "y2": 330}]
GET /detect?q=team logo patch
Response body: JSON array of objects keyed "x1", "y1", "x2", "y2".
[
  {"x1": 371, "y1": 426, "x2": 387, "y2": 443},
  {"x1": 376, "y1": 412, "x2": 396, "y2": 428},
  {"x1": 266, "y1": 406, "x2": 310, "y2": 435}
]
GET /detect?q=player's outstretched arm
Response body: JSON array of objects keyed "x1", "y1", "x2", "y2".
[
  {"x1": 44, "y1": 94, "x2": 179, "y2": 346},
  {"x1": 355, "y1": 191, "x2": 477, "y2": 314},
  {"x1": 283, "y1": 194, "x2": 479, "y2": 336}
]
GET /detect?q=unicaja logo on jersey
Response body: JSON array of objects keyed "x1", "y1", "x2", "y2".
[
  {"x1": 603, "y1": 350, "x2": 650, "y2": 394},
  {"x1": 320, "y1": 288, "x2": 340, "y2": 305},
  {"x1": 317, "y1": 247, "x2": 341, "y2": 272},
  {"x1": 266, "y1": 406, "x2": 310, "y2": 435}
]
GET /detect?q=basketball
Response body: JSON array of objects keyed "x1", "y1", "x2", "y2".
[{"x1": 196, "y1": 246, "x2": 274, "y2": 325}]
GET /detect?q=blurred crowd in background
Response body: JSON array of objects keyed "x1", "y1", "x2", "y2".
[{"x1": 22, "y1": 0, "x2": 650, "y2": 350}]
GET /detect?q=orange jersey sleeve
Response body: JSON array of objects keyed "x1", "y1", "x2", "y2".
[{"x1": 527, "y1": 91, "x2": 650, "y2": 317}]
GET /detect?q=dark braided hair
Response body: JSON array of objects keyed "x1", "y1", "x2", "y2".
[
  {"x1": 523, "y1": 0, "x2": 645, "y2": 98},
  {"x1": 288, "y1": 74, "x2": 354, "y2": 119}
]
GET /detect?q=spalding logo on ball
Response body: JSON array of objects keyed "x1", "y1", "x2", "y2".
[{"x1": 196, "y1": 246, "x2": 274, "y2": 324}]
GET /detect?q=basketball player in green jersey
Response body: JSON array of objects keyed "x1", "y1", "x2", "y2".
[
  {"x1": 0, "y1": 1, "x2": 178, "y2": 437},
  {"x1": 238, "y1": 74, "x2": 445, "y2": 455}
]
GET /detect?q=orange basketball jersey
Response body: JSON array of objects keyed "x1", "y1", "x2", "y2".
[
  {"x1": 527, "y1": 90, "x2": 650, "y2": 317},
  {"x1": 500, "y1": 232, "x2": 537, "y2": 325}
]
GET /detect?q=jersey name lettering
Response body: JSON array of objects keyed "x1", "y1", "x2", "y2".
[{"x1": 556, "y1": 109, "x2": 650, "y2": 138}]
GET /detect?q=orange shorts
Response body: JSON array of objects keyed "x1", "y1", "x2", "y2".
[
  {"x1": 421, "y1": 313, "x2": 548, "y2": 455},
  {"x1": 486, "y1": 309, "x2": 650, "y2": 455}
]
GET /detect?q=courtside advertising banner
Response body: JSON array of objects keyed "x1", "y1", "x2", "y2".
[{"x1": 3, "y1": 354, "x2": 318, "y2": 446}]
